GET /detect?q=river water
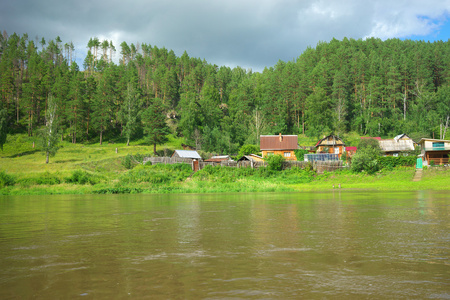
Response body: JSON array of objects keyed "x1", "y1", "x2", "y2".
[{"x1": 0, "y1": 191, "x2": 448, "y2": 299}]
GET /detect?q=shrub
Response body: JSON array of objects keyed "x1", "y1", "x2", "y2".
[
  {"x1": 265, "y1": 154, "x2": 285, "y2": 172},
  {"x1": 294, "y1": 149, "x2": 309, "y2": 161},
  {"x1": 377, "y1": 156, "x2": 417, "y2": 170},
  {"x1": 0, "y1": 171, "x2": 15, "y2": 187},
  {"x1": 65, "y1": 170, "x2": 97, "y2": 185},
  {"x1": 122, "y1": 153, "x2": 146, "y2": 169},
  {"x1": 238, "y1": 144, "x2": 260, "y2": 158},
  {"x1": 351, "y1": 147, "x2": 380, "y2": 174}
]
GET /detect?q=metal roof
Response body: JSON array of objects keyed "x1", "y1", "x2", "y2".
[
  {"x1": 260, "y1": 135, "x2": 298, "y2": 150},
  {"x1": 379, "y1": 139, "x2": 415, "y2": 152},
  {"x1": 173, "y1": 150, "x2": 202, "y2": 159}
]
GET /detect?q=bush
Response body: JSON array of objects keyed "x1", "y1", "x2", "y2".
[
  {"x1": 265, "y1": 154, "x2": 285, "y2": 172},
  {"x1": 122, "y1": 153, "x2": 146, "y2": 169},
  {"x1": 0, "y1": 171, "x2": 15, "y2": 187},
  {"x1": 351, "y1": 147, "x2": 380, "y2": 174},
  {"x1": 377, "y1": 156, "x2": 417, "y2": 170},
  {"x1": 294, "y1": 149, "x2": 309, "y2": 161},
  {"x1": 65, "y1": 170, "x2": 98, "y2": 185},
  {"x1": 238, "y1": 144, "x2": 260, "y2": 158}
]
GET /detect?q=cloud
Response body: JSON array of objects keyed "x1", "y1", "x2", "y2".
[{"x1": 1, "y1": 0, "x2": 449, "y2": 72}]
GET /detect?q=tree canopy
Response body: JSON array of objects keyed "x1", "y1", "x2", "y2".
[{"x1": 1, "y1": 32, "x2": 450, "y2": 155}]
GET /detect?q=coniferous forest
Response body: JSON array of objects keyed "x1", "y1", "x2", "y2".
[{"x1": 1, "y1": 32, "x2": 449, "y2": 155}]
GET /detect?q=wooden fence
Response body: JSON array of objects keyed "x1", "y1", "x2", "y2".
[{"x1": 143, "y1": 156, "x2": 344, "y2": 173}]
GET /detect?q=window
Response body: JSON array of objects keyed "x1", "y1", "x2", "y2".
[
  {"x1": 432, "y1": 142, "x2": 444, "y2": 149},
  {"x1": 284, "y1": 152, "x2": 291, "y2": 158},
  {"x1": 267, "y1": 152, "x2": 274, "y2": 156},
  {"x1": 334, "y1": 147, "x2": 339, "y2": 154}
]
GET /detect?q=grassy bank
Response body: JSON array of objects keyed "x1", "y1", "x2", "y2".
[{"x1": 1, "y1": 134, "x2": 449, "y2": 195}]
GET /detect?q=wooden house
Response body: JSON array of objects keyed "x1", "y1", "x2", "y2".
[
  {"x1": 379, "y1": 134, "x2": 417, "y2": 156},
  {"x1": 315, "y1": 135, "x2": 345, "y2": 159},
  {"x1": 260, "y1": 134, "x2": 298, "y2": 160},
  {"x1": 418, "y1": 138, "x2": 450, "y2": 165}
]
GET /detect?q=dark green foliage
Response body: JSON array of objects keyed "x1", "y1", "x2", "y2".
[
  {"x1": 0, "y1": 171, "x2": 15, "y2": 187},
  {"x1": 0, "y1": 107, "x2": 7, "y2": 150},
  {"x1": 155, "y1": 148, "x2": 174, "y2": 157},
  {"x1": 142, "y1": 98, "x2": 170, "y2": 155},
  {"x1": 121, "y1": 153, "x2": 146, "y2": 169},
  {"x1": 65, "y1": 170, "x2": 98, "y2": 185},
  {"x1": 265, "y1": 154, "x2": 285, "y2": 172},
  {"x1": 377, "y1": 156, "x2": 417, "y2": 170},
  {"x1": 93, "y1": 187, "x2": 143, "y2": 194},
  {"x1": 358, "y1": 138, "x2": 381, "y2": 151},
  {"x1": 238, "y1": 144, "x2": 260, "y2": 157},
  {"x1": 1, "y1": 32, "x2": 450, "y2": 155},
  {"x1": 294, "y1": 149, "x2": 309, "y2": 161},
  {"x1": 351, "y1": 147, "x2": 380, "y2": 174}
]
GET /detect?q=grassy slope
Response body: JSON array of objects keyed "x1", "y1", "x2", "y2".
[{"x1": 1, "y1": 133, "x2": 449, "y2": 195}]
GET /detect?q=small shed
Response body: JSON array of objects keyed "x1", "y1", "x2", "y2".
[
  {"x1": 260, "y1": 134, "x2": 298, "y2": 160},
  {"x1": 315, "y1": 135, "x2": 345, "y2": 158},
  {"x1": 172, "y1": 150, "x2": 202, "y2": 160}
]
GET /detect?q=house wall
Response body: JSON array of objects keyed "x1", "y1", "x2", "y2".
[
  {"x1": 317, "y1": 145, "x2": 344, "y2": 158},
  {"x1": 262, "y1": 150, "x2": 297, "y2": 161}
]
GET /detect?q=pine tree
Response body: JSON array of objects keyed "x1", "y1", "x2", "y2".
[{"x1": 142, "y1": 98, "x2": 170, "y2": 155}]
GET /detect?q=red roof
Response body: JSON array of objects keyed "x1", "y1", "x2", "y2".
[
  {"x1": 345, "y1": 147, "x2": 357, "y2": 151},
  {"x1": 260, "y1": 135, "x2": 298, "y2": 150},
  {"x1": 360, "y1": 137, "x2": 381, "y2": 140}
]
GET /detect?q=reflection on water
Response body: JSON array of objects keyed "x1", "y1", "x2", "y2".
[{"x1": 0, "y1": 191, "x2": 449, "y2": 299}]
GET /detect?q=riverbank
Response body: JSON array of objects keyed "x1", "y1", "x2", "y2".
[{"x1": 1, "y1": 134, "x2": 449, "y2": 195}]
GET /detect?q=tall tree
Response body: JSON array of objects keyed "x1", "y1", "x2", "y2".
[
  {"x1": 142, "y1": 97, "x2": 170, "y2": 155},
  {"x1": 40, "y1": 94, "x2": 59, "y2": 163}
]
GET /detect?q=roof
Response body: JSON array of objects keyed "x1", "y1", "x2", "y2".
[
  {"x1": 418, "y1": 138, "x2": 450, "y2": 144},
  {"x1": 237, "y1": 154, "x2": 264, "y2": 162},
  {"x1": 260, "y1": 134, "x2": 298, "y2": 150},
  {"x1": 379, "y1": 139, "x2": 415, "y2": 152},
  {"x1": 315, "y1": 135, "x2": 345, "y2": 147},
  {"x1": 172, "y1": 150, "x2": 202, "y2": 159},
  {"x1": 204, "y1": 155, "x2": 232, "y2": 162},
  {"x1": 345, "y1": 147, "x2": 357, "y2": 151},
  {"x1": 361, "y1": 136, "x2": 382, "y2": 141}
]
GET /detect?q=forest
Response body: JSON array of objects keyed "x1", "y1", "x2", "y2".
[{"x1": 0, "y1": 31, "x2": 449, "y2": 155}]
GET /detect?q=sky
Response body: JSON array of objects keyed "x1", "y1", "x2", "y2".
[{"x1": 1, "y1": 0, "x2": 450, "y2": 72}]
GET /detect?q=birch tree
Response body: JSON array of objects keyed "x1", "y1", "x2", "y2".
[{"x1": 41, "y1": 94, "x2": 59, "y2": 163}]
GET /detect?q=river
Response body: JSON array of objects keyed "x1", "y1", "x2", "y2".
[{"x1": 0, "y1": 191, "x2": 448, "y2": 299}]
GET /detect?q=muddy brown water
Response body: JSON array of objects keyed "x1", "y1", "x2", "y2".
[{"x1": 0, "y1": 191, "x2": 448, "y2": 299}]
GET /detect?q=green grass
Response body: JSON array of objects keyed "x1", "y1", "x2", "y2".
[{"x1": 1, "y1": 133, "x2": 449, "y2": 195}]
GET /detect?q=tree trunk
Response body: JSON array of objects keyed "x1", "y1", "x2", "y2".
[
  {"x1": 46, "y1": 151, "x2": 49, "y2": 164},
  {"x1": 127, "y1": 138, "x2": 130, "y2": 146},
  {"x1": 153, "y1": 143, "x2": 157, "y2": 155}
]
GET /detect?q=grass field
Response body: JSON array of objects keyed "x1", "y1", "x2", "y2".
[{"x1": 1, "y1": 133, "x2": 449, "y2": 195}]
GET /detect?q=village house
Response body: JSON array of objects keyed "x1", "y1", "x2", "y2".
[
  {"x1": 260, "y1": 134, "x2": 298, "y2": 161},
  {"x1": 378, "y1": 134, "x2": 417, "y2": 156},
  {"x1": 418, "y1": 138, "x2": 450, "y2": 165},
  {"x1": 315, "y1": 135, "x2": 345, "y2": 159}
]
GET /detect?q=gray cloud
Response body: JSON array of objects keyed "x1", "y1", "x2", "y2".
[{"x1": 1, "y1": 0, "x2": 449, "y2": 72}]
